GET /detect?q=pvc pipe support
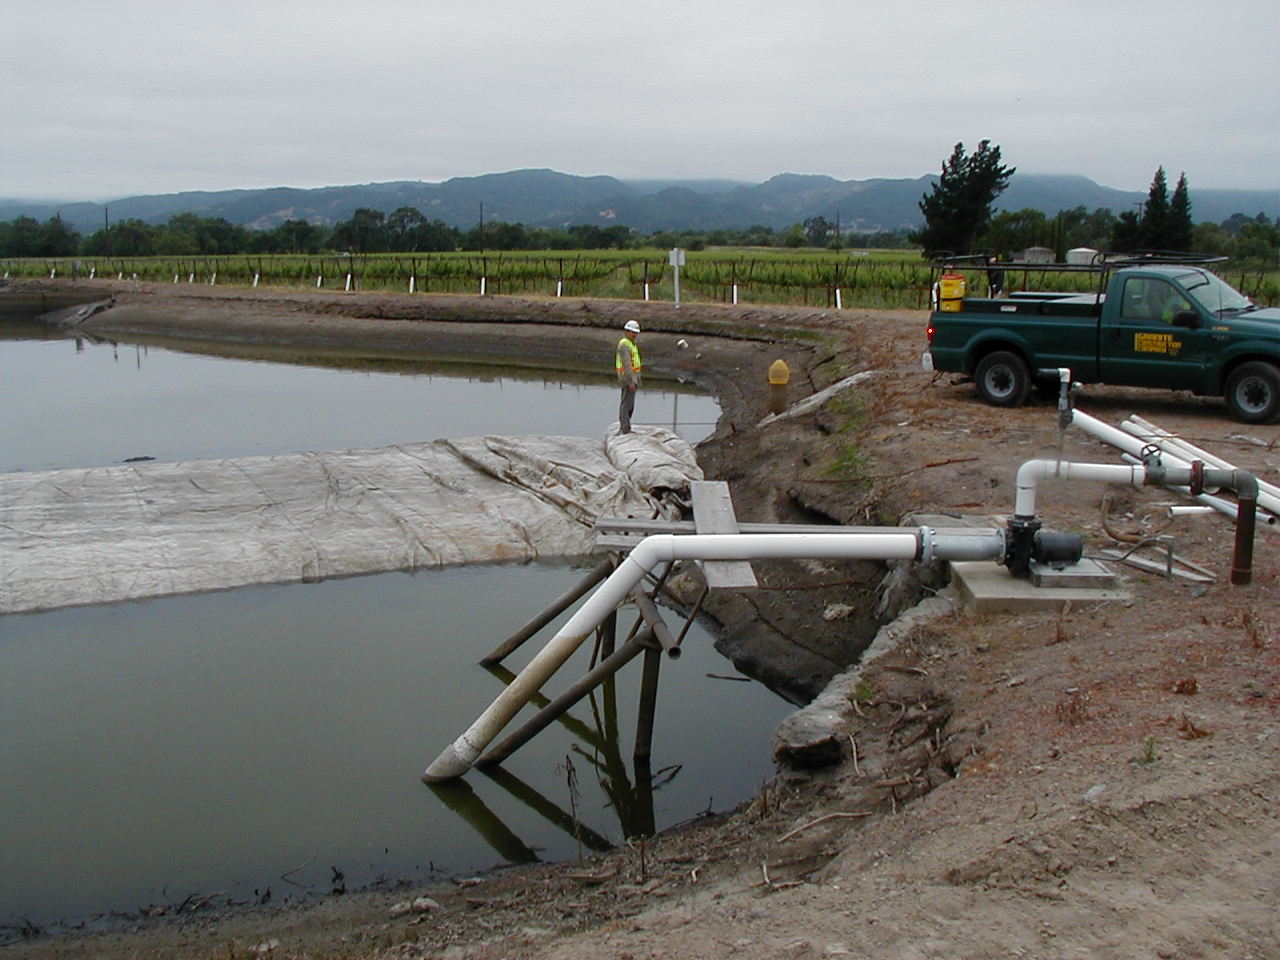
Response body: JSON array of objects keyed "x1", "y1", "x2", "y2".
[{"x1": 423, "y1": 529, "x2": 1003, "y2": 782}]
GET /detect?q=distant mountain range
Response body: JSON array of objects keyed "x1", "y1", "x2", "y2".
[{"x1": 2, "y1": 169, "x2": 1276, "y2": 237}]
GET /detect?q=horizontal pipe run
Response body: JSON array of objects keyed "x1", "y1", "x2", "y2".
[
  {"x1": 1015, "y1": 459, "x2": 1146, "y2": 518},
  {"x1": 1120, "y1": 419, "x2": 1280, "y2": 518},
  {"x1": 1119, "y1": 455, "x2": 1277, "y2": 526},
  {"x1": 423, "y1": 529, "x2": 998, "y2": 782}
]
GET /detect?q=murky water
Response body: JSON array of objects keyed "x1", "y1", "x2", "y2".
[
  {"x1": 0, "y1": 325, "x2": 718, "y2": 473},
  {"x1": 0, "y1": 321, "x2": 787, "y2": 930},
  {"x1": 0, "y1": 566, "x2": 788, "y2": 926}
]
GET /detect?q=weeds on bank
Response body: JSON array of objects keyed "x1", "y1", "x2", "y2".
[
  {"x1": 821, "y1": 394, "x2": 875, "y2": 483},
  {"x1": 1138, "y1": 736, "x2": 1159, "y2": 765}
]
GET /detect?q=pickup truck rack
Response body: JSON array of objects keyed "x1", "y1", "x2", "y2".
[
  {"x1": 930, "y1": 251, "x2": 1228, "y2": 299},
  {"x1": 925, "y1": 253, "x2": 1280, "y2": 423}
]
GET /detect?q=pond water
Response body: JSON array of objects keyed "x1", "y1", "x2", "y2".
[
  {"x1": 1, "y1": 565, "x2": 788, "y2": 928},
  {"x1": 0, "y1": 319, "x2": 789, "y2": 930},
  {"x1": 0, "y1": 322, "x2": 718, "y2": 474}
]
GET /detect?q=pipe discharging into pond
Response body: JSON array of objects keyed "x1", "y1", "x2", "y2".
[{"x1": 423, "y1": 528, "x2": 1004, "y2": 782}]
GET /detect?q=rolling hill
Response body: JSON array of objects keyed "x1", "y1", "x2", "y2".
[{"x1": 2, "y1": 169, "x2": 1274, "y2": 237}]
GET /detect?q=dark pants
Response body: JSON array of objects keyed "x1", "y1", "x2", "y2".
[{"x1": 619, "y1": 385, "x2": 635, "y2": 433}]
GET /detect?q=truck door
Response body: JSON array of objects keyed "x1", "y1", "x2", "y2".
[{"x1": 1099, "y1": 277, "x2": 1212, "y2": 389}]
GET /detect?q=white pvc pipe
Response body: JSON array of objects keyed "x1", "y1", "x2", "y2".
[
  {"x1": 1015, "y1": 459, "x2": 1146, "y2": 517},
  {"x1": 1119, "y1": 453, "x2": 1275, "y2": 525},
  {"x1": 1169, "y1": 506, "x2": 1217, "y2": 517},
  {"x1": 1122, "y1": 416, "x2": 1280, "y2": 514},
  {"x1": 1070, "y1": 409, "x2": 1151, "y2": 458},
  {"x1": 423, "y1": 530, "x2": 988, "y2": 781}
]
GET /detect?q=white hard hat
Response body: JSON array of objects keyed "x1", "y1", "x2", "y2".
[{"x1": 624, "y1": 320, "x2": 641, "y2": 333}]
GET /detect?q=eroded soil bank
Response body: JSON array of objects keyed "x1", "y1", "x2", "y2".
[{"x1": 5, "y1": 280, "x2": 1278, "y2": 960}]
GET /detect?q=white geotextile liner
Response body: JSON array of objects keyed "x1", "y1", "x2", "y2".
[{"x1": 0, "y1": 431, "x2": 701, "y2": 615}]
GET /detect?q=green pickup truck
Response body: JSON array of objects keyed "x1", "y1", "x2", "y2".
[{"x1": 924, "y1": 258, "x2": 1280, "y2": 423}]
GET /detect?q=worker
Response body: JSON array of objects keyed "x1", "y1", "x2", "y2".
[
  {"x1": 616, "y1": 319, "x2": 642, "y2": 434},
  {"x1": 987, "y1": 257, "x2": 1006, "y2": 297}
]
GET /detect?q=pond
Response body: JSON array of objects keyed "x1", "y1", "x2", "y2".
[
  {"x1": 0, "y1": 321, "x2": 718, "y2": 474},
  {"x1": 0, "y1": 318, "x2": 789, "y2": 932},
  {"x1": 0, "y1": 565, "x2": 788, "y2": 928}
]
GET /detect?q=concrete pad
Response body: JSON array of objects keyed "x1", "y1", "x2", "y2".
[
  {"x1": 1030, "y1": 558, "x2": 1119, "y2": 589},
  {"x1": 950, "y1": 559, "x2": 1130, "y2": 614}
]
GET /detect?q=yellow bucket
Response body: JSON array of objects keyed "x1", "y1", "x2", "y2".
[{"x1": 939, "y1": 273, "x2": 966, "y2": 312}]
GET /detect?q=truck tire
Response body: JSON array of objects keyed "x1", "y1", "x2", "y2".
[
  {"x1": 1224, "y1": 361, "x2": 1280, "y2": 424},
  {"x1": 974, "y1": 351, "x2": 1031, "y2": 407}
]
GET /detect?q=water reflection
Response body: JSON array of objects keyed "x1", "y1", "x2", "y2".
[
  {"x1": 0, "y1": 567, "x2": 788, "y2": 928},
  {"x1": 0, "y1": 328, "x2": 719, "y2": 473}
]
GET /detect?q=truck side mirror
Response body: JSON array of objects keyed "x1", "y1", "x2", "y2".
[{"x1": 1171, "y1": 310, "x2": 1200, "y2": 329}]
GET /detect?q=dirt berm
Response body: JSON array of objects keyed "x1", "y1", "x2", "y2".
[{"x1": 7, "y1": 280, "x2": 1278, "y2": 960}]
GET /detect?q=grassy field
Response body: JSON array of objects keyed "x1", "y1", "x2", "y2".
[{"x1": 4, "y1": 248, "x2": 1277, "y2": 309}]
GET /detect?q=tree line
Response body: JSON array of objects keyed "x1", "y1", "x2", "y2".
[
  {"x1": 911, "y1": 142, "x2": 1278, "y2": 266},
  {"x1": 0, "y1": 205, "x2": 914, "y2": 260}
]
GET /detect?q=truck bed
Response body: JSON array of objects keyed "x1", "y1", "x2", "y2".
[{"x1": 958, "y1": 295, "x2": 1103, "y2": 318}]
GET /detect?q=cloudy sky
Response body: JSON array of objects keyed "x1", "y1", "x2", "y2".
[{"x1": 4, "y1": 0, "x2": 1277, "y2": 202}]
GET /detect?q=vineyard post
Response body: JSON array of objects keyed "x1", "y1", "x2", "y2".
[
  {"x1": 557, "y1": 257, "x2": 564, "y2": 298},
  {"x1": 731, "y1": 262, "x2": 739, "y2": 305},
  {"x1": 669, "y1": 247, "x2": 685, "y2": 309},
  {"x1": 481, "y1": 255, "x2": 488, "y2": 296}
]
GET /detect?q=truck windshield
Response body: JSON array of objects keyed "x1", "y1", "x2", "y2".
[{"x1": 1176, "y1": 270, "x2": 1253, "y2": 314}]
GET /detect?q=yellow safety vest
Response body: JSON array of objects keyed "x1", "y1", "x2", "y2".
[{"x1": 615, "y1": 337, "x2": 641, "y2": 377}]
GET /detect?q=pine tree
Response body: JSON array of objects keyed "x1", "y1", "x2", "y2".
[
  {"x1": 1136, "y1": 167, "x2": 1170, "y2": 251},
  {"x1": 1168, "y1": 173, "x2": 1194, "y2": 252},
  {"x1": 912, "y1": 140, "x2": 1015, "y2": 255}
]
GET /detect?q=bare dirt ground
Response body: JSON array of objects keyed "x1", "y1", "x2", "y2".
[{"x1": 5, "y1": 281, "x2": 1278, "y2": 959}]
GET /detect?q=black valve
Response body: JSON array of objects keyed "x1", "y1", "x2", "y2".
[{"x1": 1004, "y1": 515, "x2": 1042, "y2": 578}]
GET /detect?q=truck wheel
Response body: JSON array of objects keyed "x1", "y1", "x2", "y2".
[
  {"x1": 974, "y1": 351, "x2": 1031, "y2": 407},
  {"x1": 1224, "y1": 362, "x2": 1280, "y2": 424}
]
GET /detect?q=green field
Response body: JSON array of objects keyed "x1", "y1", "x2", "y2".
[{"x1": 4, "y1": 248, "x2": 1276, "y2": 309}]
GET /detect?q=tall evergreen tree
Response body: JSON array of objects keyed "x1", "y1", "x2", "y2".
[
  {"x1": 1168, "y1": 173, "x2": 1194, "y2": 252},
  {"x1": 1136, "y1": 166, "x2": 1170, "y2": 250},
  {"x1": 912, "y1": 140, "x2": 1016, "y2": 255}
]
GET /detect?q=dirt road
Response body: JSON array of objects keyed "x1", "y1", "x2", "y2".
[{"x1": 6, "y1": 281, "x2": 1278, "y2": 959}]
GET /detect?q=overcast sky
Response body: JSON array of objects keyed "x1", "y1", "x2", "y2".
[{"x1": 4, "y1": 0, "x2": 1277, "y2": 202}]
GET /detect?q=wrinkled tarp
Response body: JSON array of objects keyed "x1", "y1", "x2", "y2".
[{"x1": 0, "y1": 427, "x2": 702, "y2": 615}]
